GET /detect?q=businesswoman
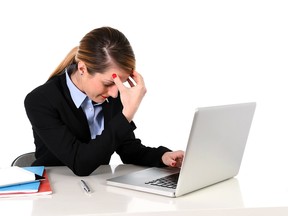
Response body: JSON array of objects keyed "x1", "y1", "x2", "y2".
[{"x1": 24, "y1": 26, "x2": 184, "y2": 176}]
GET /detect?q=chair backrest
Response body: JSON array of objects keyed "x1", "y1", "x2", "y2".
[{"x1": 11, "y1": 152, "x2": 36, "y2": 167}]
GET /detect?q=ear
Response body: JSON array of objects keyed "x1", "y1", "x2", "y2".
[{"x1": 77, "y1": 61, "x2": 87, "y2": 75}]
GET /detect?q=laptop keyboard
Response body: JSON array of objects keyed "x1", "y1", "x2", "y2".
[{"x1": 145, "y1": 173, "x2": 179, "y2": 189}]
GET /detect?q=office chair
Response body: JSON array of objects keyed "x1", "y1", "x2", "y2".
[{"x1": 11, "y1": 152, "x2": 36, "y2": 167}]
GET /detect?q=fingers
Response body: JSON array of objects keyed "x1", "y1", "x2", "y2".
[
  {"x1": 112, "y1": 73, "x2": 126, "y2": 92},
  {"x1": 112, "y1": 71, "x2": 145, "y2": 89},
  {"x1": 171, "y1": 156, "x2": 183, "y2": 168},
  {"x1": 127, "y1": 77, "x2": 135, "y2": 87},
  {"x1": 162, "y1": 151, "x2": 185, "y2": 168},
  {"x1": 112, "y1": 71, "x2": 147, "y2": 122},
  {"x1": 130, "y1": 70, "x2": 145, "y2": 87}
]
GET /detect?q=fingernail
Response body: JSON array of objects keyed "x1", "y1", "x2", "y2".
[{"x1": 112, "y1": 73, "x2": 117, "y2": 79}]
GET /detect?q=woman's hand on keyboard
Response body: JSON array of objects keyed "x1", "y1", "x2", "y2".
[{"x1": 162, "y1": 150, "x2": 184, "y2": 168}]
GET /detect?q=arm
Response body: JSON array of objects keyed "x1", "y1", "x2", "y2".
[
  {"x1": 24, "y1": 84, "x2": 135, "y2": 176},
  {"x1": 116, "y1": 139, "x2": 172, "y2": 167},
  {"x1": 112, "y1": 71, "x2": 180, "y2": 167}
]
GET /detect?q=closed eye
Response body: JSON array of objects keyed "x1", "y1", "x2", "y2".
[{"x1": 103, "y1": 81, "x2": 115, "y2": 87}]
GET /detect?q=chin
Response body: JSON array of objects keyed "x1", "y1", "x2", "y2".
[{"x1": 95, "y1": 97, "x2": 107, "y2": 104}]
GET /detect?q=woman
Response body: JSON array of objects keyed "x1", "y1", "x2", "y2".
[{"x1": 24, "y1": 26, "x2": 184, "y2": 176}]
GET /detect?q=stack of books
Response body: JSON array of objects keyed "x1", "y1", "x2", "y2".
[{"x1": 0, "y1": 166, "x2": 52, "y2": 198}]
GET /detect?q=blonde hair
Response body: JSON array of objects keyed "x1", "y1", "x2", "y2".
[{"x1": 48, "y1": 27, "x2": 135, "y2": 80}]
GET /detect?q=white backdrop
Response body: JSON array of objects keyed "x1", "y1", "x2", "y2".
[{"x1": 0, "y1": 0, "x2": 287, "y2": 183}]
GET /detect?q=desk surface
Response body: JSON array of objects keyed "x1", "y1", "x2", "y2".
[{"x1": 1, "y1": 164, "x2": 288, "y2": 216}]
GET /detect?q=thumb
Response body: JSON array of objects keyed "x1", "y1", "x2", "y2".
[
  {"x1": 112, "y1": 73, "x2": 125, "y2": 92},
  {"x1": 169, "y1": 159, "x2": 177, "y2": 167}
]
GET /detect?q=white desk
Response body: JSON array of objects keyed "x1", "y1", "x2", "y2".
[{"x1": 1, "y1": 164, "x2": 288, "y2": 216}]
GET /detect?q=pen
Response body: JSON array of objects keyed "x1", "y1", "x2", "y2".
[{"x1": 80, "y1": 179, "x2": 91, "y2": 193}]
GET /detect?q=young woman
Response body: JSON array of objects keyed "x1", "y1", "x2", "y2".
[{"x1": 24, "y1": 26, "x2": 184, "y2": 176}]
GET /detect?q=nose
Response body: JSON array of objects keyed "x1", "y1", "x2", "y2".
[{"x1": 108, "y1": 85, "x2": 118, "y2": 98}]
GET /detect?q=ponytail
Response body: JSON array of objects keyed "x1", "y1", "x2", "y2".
[{"x1": 48, "y1": 46, "x2": 78, "y2": 80}]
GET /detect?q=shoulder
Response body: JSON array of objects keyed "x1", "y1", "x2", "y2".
[{"x1": 24, "y1": 74, "x2": 66, "y2": 107}]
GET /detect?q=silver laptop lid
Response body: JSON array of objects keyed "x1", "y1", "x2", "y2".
[{"x1": 175, "y1": 102, "x2": 256, "y2": 197}]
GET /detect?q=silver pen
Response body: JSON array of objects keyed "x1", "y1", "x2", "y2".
[{"x1": 80, "y1": 179, "x2": 91, "y2": 193}]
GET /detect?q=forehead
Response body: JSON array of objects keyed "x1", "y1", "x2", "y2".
[{"x1": 101, "y1": 67, "x2": 131, "y2": 82}]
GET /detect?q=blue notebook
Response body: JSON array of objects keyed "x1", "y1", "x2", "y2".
[{"x1": 0, "y1": 166, "x2": 45, "y2": 194}]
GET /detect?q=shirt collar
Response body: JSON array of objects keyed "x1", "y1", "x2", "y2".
[{"x1": 65, "y1": 69, "x2": 86, "y2": 108}]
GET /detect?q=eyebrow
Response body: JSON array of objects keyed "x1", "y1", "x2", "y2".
[
  {"x1": 103, "y1": 79, "x2": 115, "y2": 85},
  {"x1": 104, "y1": 77, "x2": 129, "y2": 84}
]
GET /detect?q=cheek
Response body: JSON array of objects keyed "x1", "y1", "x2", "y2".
[
  {"x1": 86, "y1": 81, "x2": 102, "y2": 95},
  {"x1": 95, "y1": 84, "x2": 110, "y2": 95}
]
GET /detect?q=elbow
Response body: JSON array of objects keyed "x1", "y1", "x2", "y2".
[
  {"x1": 73, "y1": 170, "x2": 92, "y2": 177},
  {"x1": 72, "y1": 164, "x2": 100, "y2": 176},
  {"x1": 71, "y1": 152, "x2": 112, "y2": 176}
]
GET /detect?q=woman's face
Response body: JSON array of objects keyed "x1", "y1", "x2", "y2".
[{"x1": 81, "y1": 66, "x2": 130, "y2": 103}]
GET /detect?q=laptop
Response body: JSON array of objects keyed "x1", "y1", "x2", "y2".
[{"x1": 106, "y1": 102, "x2": 256, "y2": 197}]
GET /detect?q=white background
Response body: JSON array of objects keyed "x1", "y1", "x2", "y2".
[{"x1": 0, "y1": 0, "x2": 287, "y2": 185}]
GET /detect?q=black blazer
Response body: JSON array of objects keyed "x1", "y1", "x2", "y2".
[{"x1": 24, "y1": 72, "x2": 170, "y2": 176}]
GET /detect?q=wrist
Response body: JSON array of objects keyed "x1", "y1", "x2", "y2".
[{"x1": 122, "y1": 109, "x2": 134, "y2": 122}]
